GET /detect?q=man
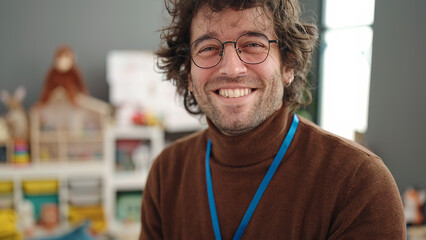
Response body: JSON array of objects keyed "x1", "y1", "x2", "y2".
[{"x1": 140, "y1": 0, "x2": 406, "y2": 239}]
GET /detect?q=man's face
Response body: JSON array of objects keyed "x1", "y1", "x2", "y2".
[{"x1": 188, "y1": 6, "x2": 294, "y2": 135}]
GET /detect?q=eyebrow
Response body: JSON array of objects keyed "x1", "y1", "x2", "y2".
[
  {"x1": 192, "y1": 30, "x2": 269, "y2": 44},
  {"x1": 193, "y1": 33, "x2": 217, "y2": 42},
  {"x1": 191, "y1": 34, "x2": 211, "y2": 50},
  {"x1": 244, "y1": 31, "x2": 269, "y2": 37}
]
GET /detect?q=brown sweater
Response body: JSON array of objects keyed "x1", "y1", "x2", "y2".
[{"x1": 140, "y1": 106, "x2": 406, "y2": 239}]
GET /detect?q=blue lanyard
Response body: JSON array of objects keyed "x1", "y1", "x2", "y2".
[{"x1": 205, "y1": 114, "x2": 299, "y2": 240}]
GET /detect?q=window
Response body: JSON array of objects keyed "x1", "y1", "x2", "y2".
[{"x1": 319, "y1": 0, "x2": 375, "y2": 140}]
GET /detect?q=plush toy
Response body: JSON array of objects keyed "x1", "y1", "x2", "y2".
[
  {"x1": 38, "y1": 45, "x2": 88, "y2": 105},
  {"x1": 19, "y1": 200, "x2": 35, "y2": 237},
  {"x1": 0, "y1": 117, "x2": 10, "y2": 142},
  {"x1": 0, "y1": 86, "x2": 29, "y2": 141},
  {"x1": 404, "y1": 187, "x2": 426, "y2": 225},
  {"x1": 40, "y1": 203, "x2": 59, "y2": 231},
  {"x1": 32, "y1": 221, "x2": 94, "y2": 240},
  {"x1": 1, "y1": 87, "x2": 30, "y2": 164}
]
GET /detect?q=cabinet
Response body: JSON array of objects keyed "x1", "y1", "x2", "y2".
[
  {"x1": 104, "y1": 125, "x2": 164, "y2": 236},
  {"x1": 0, "y1": 140, "x2": 12, "y2": 164},
  {"x1": 0, "y1": 89, "x2": 165, "y2": 238},
  {"x1": 0, "y1": 161, "x2": 107, "y2": 238},
  {"x1": 0, "y1": 124, "x2": 164, "y2": 238}
]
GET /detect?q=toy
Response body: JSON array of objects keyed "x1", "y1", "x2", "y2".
[
  {"x1": 35, "y1": 45, "x2": 89, "y2": 132},
  {"x1": 0, "y1": 117, "x2": 11, "y2": 142},
  {"x1": 36, "y1": 87, "x2": 86, "y2": 133},
  {"x1": 68, "y1": 206, "x2": 106, "y2": 234},
  {"x1": 1, "y1": 87, "x2": 30, "y2": 164},
  {"x1": 19, "y1": 200, "x2": 35, "y2": 237},
  {"x1": 132, "y1": 110, "x2": 159, "y2": 126},
  {"x1": 40, "y1": 203, "x2": 59, "y2": 230},
  {"x1": 13, "y1": 139, "x2": 30, "y2": 164},
  {"x1": 0, "y1": 118, "x2": 11, "y2": 163},
  {"x1": 30, "y1": 46, "x2": 111, "y2": 163},
  {"x1": 0, "y1": 209, "x2": 22, "y2": 240},
  {"x1": 39, "y1": 45, "x2": 88, "y2": 106},
  {"x1": 0, "y1": 87, "x2": 29, "y2": 141},
  {"x1": 403, "y1": 187, "x2": 426, "y2": 225},
  {"x1": 31, "y1": 86, "x2": 110, "y2": 163},
  {"x1": 32, "y1": 221, "x2": 93, "y2": 240}
]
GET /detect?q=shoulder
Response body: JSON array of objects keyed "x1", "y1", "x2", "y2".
[
  {"x1": 295, "y1": 117, "x2": 404, "y2": 237},
  {"x1": 296, "y1": 116, "x2": 381, "y2": 168},
  {"x1": 298, "y1": 116, "x2": 377, "y2": 157},
  {"x1": 293, "y1": 115, "x2": 397, "y2": 196}
]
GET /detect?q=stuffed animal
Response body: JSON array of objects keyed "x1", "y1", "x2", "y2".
[
  {"x1": 0, "y1": 117, "x2": 10, "y2": 142},
  {"x1": 19, "y1": 200, "x2": 35, "y2": 237},
  {"x1": 38, "y1": 45, "x2": 88, "y2": 105},
  {"x1": 404, "y1": 187, "x2": 426, "y2": 225},
  {"x1": 0, "y1": 86, "x2": 29, "y2": 141}
]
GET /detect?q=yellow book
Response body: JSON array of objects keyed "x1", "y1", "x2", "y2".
[{"x1": 22, "y1": 180, "x2": 58, "y2": 195}]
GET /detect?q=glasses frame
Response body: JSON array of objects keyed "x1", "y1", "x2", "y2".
[{"x1": 188, "y1": 33, "x2": 279, "y2": 69}]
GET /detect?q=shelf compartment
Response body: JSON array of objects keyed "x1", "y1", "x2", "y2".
[
  {"x1": 67, "y1": 142, "x2": 103, "y2": 161},
  {"x1": 38, "y1": 142, "x2": 60, "y2": 162},
  {"x1": 116, "y1": 190, "x2": 142, "y2": 223}
]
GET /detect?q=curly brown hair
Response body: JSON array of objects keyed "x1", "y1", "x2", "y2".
[{"x1": 156, "y1": 0, "x2": 318, "y2": 115}]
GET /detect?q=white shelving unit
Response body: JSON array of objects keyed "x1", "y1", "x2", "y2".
[
  {"x1": 0, "y1": 124, "x2": 164, "y2": 239},
  {"x1": 0, "y1": 162, "x2": 107, "y2": 238},
  {"x1": 0, "y1": 139, "x2": 12, "y2": 163},
  {"x1": 104, "y1": 125, "x2": 164, "y2": 237}
]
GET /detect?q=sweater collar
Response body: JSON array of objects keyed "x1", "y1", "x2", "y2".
[{"x1": 206, "y1": 105, "x2": 292, "y2": 167}]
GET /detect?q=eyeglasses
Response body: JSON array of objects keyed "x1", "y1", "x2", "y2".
[{"x1": 189, "y1": 33, "x2": 279, "y2": 69}]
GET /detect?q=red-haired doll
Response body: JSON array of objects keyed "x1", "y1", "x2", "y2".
[{"x1": 39, "y1": 45, "x2": 88, "y2": 104}]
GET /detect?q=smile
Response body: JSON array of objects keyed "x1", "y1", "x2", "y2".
[{"x1": 217, "y1": 88, "x2": 253, "y2": 98}]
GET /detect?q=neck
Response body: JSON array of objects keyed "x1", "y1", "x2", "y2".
[{"x1": 207, "y1": 104, "x2": 292, "y2": 167}]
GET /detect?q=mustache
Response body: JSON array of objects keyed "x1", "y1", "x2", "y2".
[{"x1": 205, "y1": 76, "x2": 263, "y2": 90}]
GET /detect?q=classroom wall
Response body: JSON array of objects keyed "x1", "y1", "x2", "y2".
[
  {"x1": 0, "y1": 0, "x2": 165, "y2": 114},
  {"x1": 0, "y1": 0, "x2": 320, "y2": 116},
  {"x1": 366, "y1": 0, "x2": 426, "y2": 192}
]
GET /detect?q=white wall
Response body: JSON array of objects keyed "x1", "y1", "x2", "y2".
[
  {"x1": 0, "y1": 0, "x2": 165, "y2": 114},
  {"x1": 366, "y1": 0, "x2": 426, "y2": 192}
]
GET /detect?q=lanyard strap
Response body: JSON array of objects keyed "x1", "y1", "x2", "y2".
[{"x1": 205, "y1": 114, "x2": 299, "y2": 240}]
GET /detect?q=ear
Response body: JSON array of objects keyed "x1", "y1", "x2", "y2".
[
  {"x1": 1, "y1": 90, "x2": 10, "y2": 105},
  {"x1": 14, "y1": 86, "x2": 26, "y2": 102},
  {"x1": 187, "y1": 73, "x2": 193, "y2": 92},
  {"x1": 283, "y1": 67, "x2": 294, "y2": 85}
]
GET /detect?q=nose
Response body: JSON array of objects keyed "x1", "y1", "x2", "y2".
[{"x1": 218, "y1": 44, "x2": 247, "y2": 77}]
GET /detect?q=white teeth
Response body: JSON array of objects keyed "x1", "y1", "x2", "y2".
[
  {"x1": 234, "y1": 90, "x2": 240, "y2": 98},
  {"x1": 218, "y1": 88, "x2": 252, "y2": 98},
  {"x1": 228, "y1": 90, "x2": 234, "y2": 98}
]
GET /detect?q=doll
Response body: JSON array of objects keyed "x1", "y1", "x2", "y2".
[
  {"x1": 1, "y1": 87, "x2": 30, "y2": 164},
  {"x1": 39, "y1": 45, "x2": 88, "y2": 105},
  {"x1": 0, "y1": 86, "x2": 29, "y2": 141}
]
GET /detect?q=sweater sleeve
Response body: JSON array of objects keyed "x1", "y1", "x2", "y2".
[
  {"x1": 328, "y1": 157, "x2": 406, "y2": 239},
  {"x1": 139, "y1": 158, "x2": 163, "y2": 240}
]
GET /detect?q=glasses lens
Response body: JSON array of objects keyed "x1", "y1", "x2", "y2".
[
  {"x1": 237, "y1": 34, "x2": 270, "y2": 64},
  {"x1": 191, "y1": 38, "x2": 222, "y2": 68}
]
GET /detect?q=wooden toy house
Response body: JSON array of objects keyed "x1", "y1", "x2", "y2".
[{"x1": 30, "y1": 87, "x2": 111, "y2": 163}]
